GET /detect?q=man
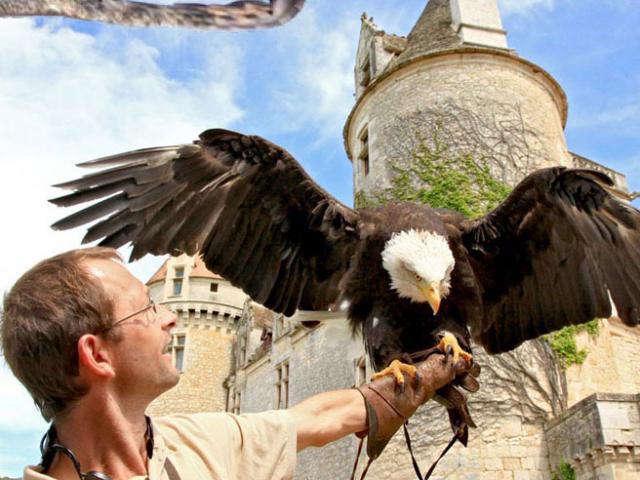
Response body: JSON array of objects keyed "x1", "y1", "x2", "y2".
[{"x1": 2, "y1": 247, "x2": 471, "y2": 480}]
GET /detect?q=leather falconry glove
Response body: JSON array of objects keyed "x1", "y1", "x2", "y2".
[{"x1": 356, "y1": 353, "x2": 476, "y2": 461}]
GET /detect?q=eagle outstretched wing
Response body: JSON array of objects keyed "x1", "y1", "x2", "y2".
[
  {"x1": 51, "y1": 128, "x2": 361, "y2": 316},
  {"x1": 461, "y1": 167, "x2": 640, "y2": 353},
  {"x1": 0, "y1": 0, "x2": 306, "y2": 30}
]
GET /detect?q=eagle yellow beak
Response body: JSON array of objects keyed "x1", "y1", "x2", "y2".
[{"x1": 421, "y1": 282, "x2": 441, "y2": 314}]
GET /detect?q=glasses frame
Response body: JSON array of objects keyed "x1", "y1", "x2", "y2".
[{"x1": 98, "y1": 299, "x2": 157, "y2": 335}]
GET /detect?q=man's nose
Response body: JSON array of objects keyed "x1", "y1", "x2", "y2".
[{"x1": 159, "y1": 304, "x2": 177, "y2": 330}]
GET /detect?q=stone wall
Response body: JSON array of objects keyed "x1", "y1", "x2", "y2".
[
  {"x1": 357, "y1": 340, "x2": 561, "y2": 480},
  {"x1": 545, "y1": 393, "x2": 640, "y2": 479},
  {"x1": 147, "y1": 325, "x2": 234, "y2": 415},
  {"x1": 146, "y1": 254, "x2": 247, "y2": 417},
  {"x1": 345, "y1": 50, "x2": 571, "y2": 198},
  {"x1": 233, "y1": 318, "x2": 367, "y2": 479},
  {"x1": 565, "y1": 318, "x2": 640, "y2": 407},
  {"x1": 361, "y1": 412, "x2": 549, "y2": 480}
]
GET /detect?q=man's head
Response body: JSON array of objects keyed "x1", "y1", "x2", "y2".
[{"x1": 1, "y1": 248, "x2": 178, "y2": 421}]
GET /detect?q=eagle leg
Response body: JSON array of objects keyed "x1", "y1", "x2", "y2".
[
  {"x1": 371, "y1": 359, "x2": 418, "y2": 390},
  {"x1": 437, "y1": 332, "x2": 473, "y2": 366}
]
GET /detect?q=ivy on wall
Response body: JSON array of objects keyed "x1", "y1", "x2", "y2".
[
  {"x1": 551, "y1": 460, "x2": 577, "y2": 480},
  {"x1": 544, "y1": 319, "x2": 600, "y2": 369},
  {"x1": 355, "y1": 132, "x2": 511, "y2": 215}
]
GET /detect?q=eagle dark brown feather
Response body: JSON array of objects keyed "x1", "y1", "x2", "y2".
[
  {"x1": 51, "y1": 130, "x2": 640, "y2": 366},
  {"x1": 461, "y1": 167, "x2": 640, "y2": 353},
  {"x1": 52, "y1": 128, "x2": 361, "y2": 317}
]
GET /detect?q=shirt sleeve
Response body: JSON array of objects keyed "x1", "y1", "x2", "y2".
[{"x1": 156, "y1": 410, "x2": 297, "y2": 480}]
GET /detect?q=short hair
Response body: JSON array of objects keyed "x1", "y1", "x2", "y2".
[{"x1": 1, "y1": 247, "x2": 122, "y2": 421}]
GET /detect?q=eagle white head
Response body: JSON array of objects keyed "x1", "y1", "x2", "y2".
[{"x1": 381, "y1": 229, "x2": 455, "y2": 314}]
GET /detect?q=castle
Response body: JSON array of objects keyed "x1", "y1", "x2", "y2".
[{"x1": 146, "y1": 2, "x2": 640, "y2": 478}]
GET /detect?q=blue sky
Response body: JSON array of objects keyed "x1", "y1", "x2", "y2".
[{"x1": 0, "y1": 0, "x2": 638, "y2": 476}]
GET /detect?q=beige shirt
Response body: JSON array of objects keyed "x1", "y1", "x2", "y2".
[{"x1": 24, "y1": 410, "x2": 297, "y2": 480}]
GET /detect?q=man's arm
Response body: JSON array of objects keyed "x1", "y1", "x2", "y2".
[
  {"x1": 289, "y1": 354, "x2": 472, "y2": 452},
  {"x1": 289, "y1": 389, "x2": 366, "y2": 451}
]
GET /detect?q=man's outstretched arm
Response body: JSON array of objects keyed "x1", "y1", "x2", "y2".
[
  {"x1": 289, "y1": 353, "x2": 472, "y2": 452},
  {"x1": 290, "y1": 388, "x2": 366, "y2": 451}
]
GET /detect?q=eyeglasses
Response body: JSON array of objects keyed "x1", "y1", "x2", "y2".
[{"x1": 98, "y1": 299, "x2": 157, "y2": 335}]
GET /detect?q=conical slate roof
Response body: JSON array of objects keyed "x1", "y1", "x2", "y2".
[{"x1": 393, "y1": 0, "x2": 462, "y2": 66}]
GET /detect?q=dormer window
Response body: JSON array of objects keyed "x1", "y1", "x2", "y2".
[{"x1": 172, "y1": 266, "x2": 184, "y2": 296}]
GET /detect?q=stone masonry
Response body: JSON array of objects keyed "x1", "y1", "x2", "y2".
[
  {"x1": 146, "y1": 254, "x2": 245, "y2": 416},
  {"x1": 545, "y1": 393, "x2": 640, "y2": 480}
]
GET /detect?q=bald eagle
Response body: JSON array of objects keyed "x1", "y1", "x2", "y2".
[{"x1": 51, "y1": 129, "x2": 640, "y2": 388}]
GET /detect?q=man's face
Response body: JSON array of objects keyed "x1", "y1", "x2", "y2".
[{"x1": 84, "y1": 258, "x2": 180, "y2": 399}]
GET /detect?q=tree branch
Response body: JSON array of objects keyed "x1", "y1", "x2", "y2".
[{"x1": 0, "y1": 0, "x2": 305, "y2": 29}]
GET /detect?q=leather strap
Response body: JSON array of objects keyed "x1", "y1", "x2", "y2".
[
  {"x1": 403, "y1": 423, "x2": 424, "y2": 480},
  {"x1": 351, "y1": 408, "x2": 459, "y2": 480},
  {"x1": 404, "y1": 423, "x2": 458, "y2": 480}
]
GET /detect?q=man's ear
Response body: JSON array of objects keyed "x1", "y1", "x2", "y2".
[{"x1": 78, "y1": 334, "x2": 115, "y2": 379}]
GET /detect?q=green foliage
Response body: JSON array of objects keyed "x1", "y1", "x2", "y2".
[
  {"x1": 544, "y1": 319, "x2": 600, "y2": 369},
  {"x1": 551, "y1": 460, "x2": 577, "y2": 480},
  {"x1": 356, "y1": 131, "x2": 511, "y2": 217},
  {"x1": 354, "y1": 189, "x2": 376, "y2": 209}
]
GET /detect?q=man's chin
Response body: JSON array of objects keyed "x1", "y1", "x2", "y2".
[{"x1": 166, "y1": 369, "x2": 181, "y2": 388}]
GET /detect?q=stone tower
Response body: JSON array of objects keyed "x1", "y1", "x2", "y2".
[
  {"x1": 343, "y1": 1, "x2": 639, "y2": 479},
  {"x1": 146, "y1": 253, "x2": 247, "y2": 415},
  {"x1": 345, "y1": 0, "x2": 573, "y2": 199}
]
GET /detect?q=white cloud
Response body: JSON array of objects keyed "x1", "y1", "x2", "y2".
[
  {"x1": 265, "y1": 6, "x2": 358, "y2": 141},
  {"x1": 0, "y1": 18, "x2": 246, "y2": 294},
  {"x1": 570, "y1": 101, "x2": 640, "y2": 132},
  {"x1": 499, "y1": 0, "x2": 555, "y2": 15}
]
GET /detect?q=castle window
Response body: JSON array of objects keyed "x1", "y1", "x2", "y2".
[
  {"x1": 275, "y1": 315, "x2": 285, "y2": 339},
  {"x1": 233, "y1": 391, "x2": 241, "y2": 414},
  {"x1": 172, "y1": 279, "x2": 183, "y2": 296},
  {"x1": 275, "y1": 360, "x2": 290, "y2": 409},
  {"x1": 240, "y1": 337, "x2": 247, "y2": 366},
  {"x1": 225, "y1": 385, "x2": 234, "y2": 412},
  {"x1": 210, "y1": 282, "x2": 218, "y2": 292},
  {"x1": 171, "y1": 333, "x2": 186, "y2": 371},
  {"x1": 358, "y1": 126, "x2": 369, "y2": 176},
  {"x1": 355, "y1": 355, "x2": 367, "y2": 387},
  {"x1": 174, "y1": 266, "x2": 184, "y2": 278}
]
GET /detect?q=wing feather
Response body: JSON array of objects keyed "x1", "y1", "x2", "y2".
[
  {"x1": 462, "y1": 167, "x2": 640, "y2": 353},
  {"x1": 52, "y1": 128, "x2": 361, "y2": 314}
]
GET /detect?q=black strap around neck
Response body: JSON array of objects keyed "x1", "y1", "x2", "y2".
[{"x1": 39, "y1": 415, "x2": 156, "y2": 479}]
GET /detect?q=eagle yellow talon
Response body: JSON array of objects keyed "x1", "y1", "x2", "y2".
[
  {"x1": 372, "y1": 359, "x2": 417, "y2": 386},
  {"x1": 437, "y1": 332, "x2": 473, "y2": 365}
]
